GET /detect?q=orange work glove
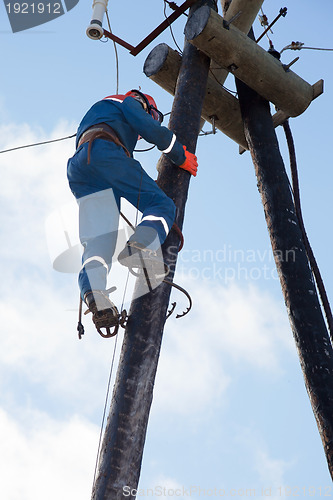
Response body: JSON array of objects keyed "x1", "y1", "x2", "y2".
[{"x1": 179, "y1": 145, "x2": 198, "y2": 177}]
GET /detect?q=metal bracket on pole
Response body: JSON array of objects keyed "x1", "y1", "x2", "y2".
[
  {"x1": 255, "y1": 7, "x2": 288, "y2": 43},
  {"x1": 200, "y1": 115, "x2": 218, "y2": 135},
  {"x1": 282, "y1": 57, "x2": 299, "y2": 72},
  {"x1": 101, "y1": 0, "x2": 197, "y2": 56},
  {"x1": 222, "y1": 11, "x2": 242, "y2": 30}
]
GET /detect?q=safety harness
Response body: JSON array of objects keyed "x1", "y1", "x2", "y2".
[{"x1": 78, "y1": 122, "x2": 130, "y2": 163}]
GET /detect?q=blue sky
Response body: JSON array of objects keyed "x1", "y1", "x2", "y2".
[{"x1": 1, "y1": 1, "x2": 333, "y2": 498}]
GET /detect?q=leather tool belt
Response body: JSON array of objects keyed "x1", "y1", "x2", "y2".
[{"x1": 77, "y1": 123, "x2": 130, "y2": 164}]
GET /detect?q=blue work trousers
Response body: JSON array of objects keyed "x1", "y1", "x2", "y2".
[{"x1": 67, "y1": 139, "x2": 176, "y2": 298}]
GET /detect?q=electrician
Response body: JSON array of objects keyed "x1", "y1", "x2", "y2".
[{"x1": 67, "y1": 89, "x2": 198, "y2": 332}]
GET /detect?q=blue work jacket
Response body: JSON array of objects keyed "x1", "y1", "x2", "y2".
[{"x1": 76, "y1": 96, "x2": 186, "y2": 166}]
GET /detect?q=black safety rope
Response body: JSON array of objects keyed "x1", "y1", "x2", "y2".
[
  {"x1": 283, "y1": 119, "x2": 333, "y2": 343},
  {"x1": 92, "y1": 332, "x2": 120, "y2": 492}
]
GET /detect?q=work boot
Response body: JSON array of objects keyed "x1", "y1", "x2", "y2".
[
  {"x1": 118, "y1": 241, "x2": 169, "y2": 280},
  {"x1": 84, "y1": 290, "x2": 120, "y2": 335}
]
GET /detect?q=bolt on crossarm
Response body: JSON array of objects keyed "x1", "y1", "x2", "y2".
[
  {"x1": 91, "y1": 2, "x2": 217, "y2": 499},
  {"x1": 221, "y1": 0, "x2": 333, "y2": 479}
]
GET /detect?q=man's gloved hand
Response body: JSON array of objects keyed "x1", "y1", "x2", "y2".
[{"x1": 179, "y1": 146, "x2": 198, "y2": 177}]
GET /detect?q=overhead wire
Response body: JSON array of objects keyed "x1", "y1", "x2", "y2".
[
  {"x1": 208, "y1": 66, "x2": 238, "y2": 96},
  {"x1": 0, "y1": 132, "x2": 164, "y2": 155},
  {"x1": 247, "y1": 4, "x2": 333, "y2": 342},
  {"x1": 282, "y1": 120, "x2": 333, "y2": 344},
  {"x1": 92, "y1": 333, "x2": 120, "y2": 492},
  {"x1": 163, "y1": 0, "x2": 183, "y2": 54},
  {"x1": 164, "y1": 0, "x2": 187, "y2": 14},
  {"x1": 256, "y1": 9, "x2": 333, "y2": 55},
  {"x1": 164, "y1": 1, "x2": 238, "y2": 107},
  {"x1": 0, "y1": 133, "x2": 76, "y2": 154},
  {"x1": 280, "y1": 42, "x2": 333, "y2": 54},
  {"x1": 105, "y1": 10, "x2": 119, "y2": 94},
  {"x1": 257, "y1": 7, "x2": 273, "y2": 45}
]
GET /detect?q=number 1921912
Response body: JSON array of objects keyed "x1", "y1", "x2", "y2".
[
  {"x1": 6, "y1": 3, "x2": 62, "y2": 14},
  {"x1": 277, "y1": 486, "x2": 332, "y2": 496}
]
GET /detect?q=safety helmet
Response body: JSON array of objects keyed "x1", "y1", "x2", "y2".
[{"x1": 125, "y1": 89, "x2": 164, "y2": 124}]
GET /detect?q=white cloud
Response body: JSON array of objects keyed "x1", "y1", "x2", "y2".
[
  {"x1": 0, "y1": 122, "x2": 129, "y2": 414},
  {"x1": 232, "y1": 424, "x2": 294, "y2": 496},
  {"x1": 0, "y1": 121, "x2": 76, "y2": 266},
  {"x1": 137, "y1": 475, "x2": 184, "y2": 498},
  {"x1": 0, "y1": 272, "x2": 126, "y2": 417},
  {"x1": 0, "y1": 407, "x2": 98, "y2": 500},
  {"x1": 152, "y1": 277, "x2": 293, "y2": 416},
  {"x1": 254, "y1": 448, "x2": 291, "y2": 491}
]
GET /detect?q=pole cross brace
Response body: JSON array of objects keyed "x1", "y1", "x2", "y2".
[{"x1": 103, "y1": 0, "x2": 197, "y2": 56}]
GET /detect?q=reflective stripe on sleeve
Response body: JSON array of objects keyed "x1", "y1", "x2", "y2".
[
  {"x1": 104, "y1": 98, "x2": 123, "y2": 103},
  {"x1": 81, "y1": 256, "x2": 109, "y2": 272},
  {"x1": 140, "y1": 215, "x2": 169, "y2": 236},
  {"x1": 162, "y1": 134, "x2": 176, "y2": 154}
]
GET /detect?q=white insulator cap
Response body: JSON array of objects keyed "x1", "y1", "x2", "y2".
[
  {"x1": 86, "y1": 0, "x2": 109, "y2": 40},
  {"x1": 86, "y1": 22, "x2": 104, "y2": 40}
]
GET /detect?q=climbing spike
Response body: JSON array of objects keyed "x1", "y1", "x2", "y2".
[
  {"x1": 163, "y1": 279, "x2": 192, "y2": 319},
  {"x1": 166, "y1": 301, "x2": 177, "y2": 319}
]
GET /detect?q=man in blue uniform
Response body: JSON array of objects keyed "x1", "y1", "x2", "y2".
[{"x1": 67, "y1": 89, "x2": 197, "y2": 333}]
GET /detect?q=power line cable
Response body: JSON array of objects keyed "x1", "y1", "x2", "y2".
[
  {"x1": 91, "y1": 334, "x2": 120, "y2": 492},
  {"x1": 257, "y1": 7, "x2": 273, "y2": 44},
  {"x1": 0, "y1": 131, "x2": 169, "y2": 155},
  {"x1": 163, "y1": 0, "x2": 183, "y2": 54},
  {"x1": 0, "y1": 133, "x2": 77, "y2": 155},
  {"x1": 283, "y1": 119, "x2": 333, "y2": 344},
  {"x1": 280, "y1": 41, "x2": 333, "y2": 54},
  {"x1": 105, "y1": 10, "x2": 119, "y2": 94},
  {"x1": 209, "y1": 67, "x2": 238, "y2": 96}
]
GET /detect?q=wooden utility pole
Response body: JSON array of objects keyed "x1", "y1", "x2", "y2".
[
  {"x1": 144, "y1": 43, "x2": 248, "y2": 149},
  {"x1": 91, "y1": 2, "x2": 217, "y2": 499},
  {"x1": 220, "y1": 0, "x2": 333, "y2": 480},
  {"x1": 185, "y1": 6, "x2": 319, "y2": 117},
  {"x1": 144, "y1": 0, "x2": 322, "y2": 153}
]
